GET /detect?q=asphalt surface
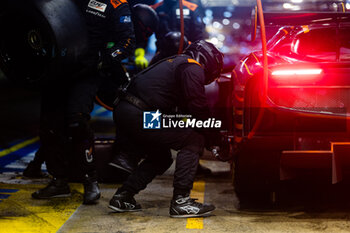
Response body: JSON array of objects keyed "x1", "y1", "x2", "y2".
[{"x1": 2, "y1": 74, "x2": 350, "y2": 232}]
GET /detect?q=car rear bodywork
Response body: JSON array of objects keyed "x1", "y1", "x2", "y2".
[{"x1": 231, "y1": 12, "x2": 350, "y2": 200}]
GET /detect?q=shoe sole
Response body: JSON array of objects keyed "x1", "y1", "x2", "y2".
[
  {"x1": 108, "y1": 205, "x2": 141, "y2": 213},
  {"x1": 32, "y1": 193, "x2": 71, "y2": 199},
  {"x1": 108, "y1": 162, "x2": 133, "y2": 174},
  {"x1": 170, "y1": 211, "x2": 213, "y2": 218}
]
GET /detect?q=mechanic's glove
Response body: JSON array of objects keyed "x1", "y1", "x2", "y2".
[
  {"x1": 98, "y1": 42, "x2": 123, "y2": 70},
  {"x1": 134, "y1": 48, "x2": 148, "y2": 70}
]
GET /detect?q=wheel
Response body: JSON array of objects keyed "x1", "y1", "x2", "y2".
[
  {"x1": 233, "y1": 147, "x2": 280, "y2": 209},
  {"x1": 0, "y1": 0, "x2": 87, "y2": 84}
]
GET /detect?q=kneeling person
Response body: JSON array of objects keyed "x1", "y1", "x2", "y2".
[{"x1": 109, "y1": 40, "x2": 223, "y2": 218}]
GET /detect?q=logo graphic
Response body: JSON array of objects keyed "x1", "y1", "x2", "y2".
[
  {"x1": 120, "y1": 16, "x2": 131, "y2": 23},
  {"x1": 85, "y1": 147, "x2": 93, "y2": 163},
  {"x1": 143, "y1": 110, "x2": 162, "y2": 129},
  {"x1": 88, "y1": 0, "x2": 107, "y2": 12},
  {"x1": 110, "y1": 0, "x2": 127, "y2": 9},
  {"x1": 124, "y1": 202, "x2": 135, "y2": 209},
  {"x1": 111, "y1": 49, "x2": 122, "y2": 57},
  {"x1": 180, "y1": 205, "x2": 200, "y2": 214}
]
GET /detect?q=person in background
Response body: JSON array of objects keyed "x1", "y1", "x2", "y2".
[
  {"x1": 152, "y1": 0, "x2": 206, "y2": 51},
  {"x1": 149, "y1": 31, "x2": 189, "y2": 65},
  {"x1": 30, "y1": 0, "x2": 135, "y2": 204},
  {"x1": 23, "y1": 3, "x2": 158, "y2": 179},
  {"x1": 131, "y1": 4, "x2": 159, "y2": 70}
]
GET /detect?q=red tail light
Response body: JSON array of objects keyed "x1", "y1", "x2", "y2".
[
  {"x1": 272, "y1": 69, "x2": 322, "y2": 76},
  {"x1": 270, "y1": 68, "x2": 323, "y2": 84}
]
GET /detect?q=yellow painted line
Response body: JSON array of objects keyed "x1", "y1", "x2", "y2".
[
  {"x1": 0, "y1": 137, "x2": 39, "y2": 158},
  {"x1": 186, "y1": 180, "x2": 205, "y2": 229},
  {"x1": 0, "y1": 183, "x2": 83, "y2": 233}
]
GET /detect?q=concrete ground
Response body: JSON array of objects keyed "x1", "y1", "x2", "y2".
[{"x1": 2, "y1": 159, "x2": 350, "y2": 233}]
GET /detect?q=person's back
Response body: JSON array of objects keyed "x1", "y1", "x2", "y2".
[{"x1": 129, "y1": 54, "x2": 211, "y2": 121}]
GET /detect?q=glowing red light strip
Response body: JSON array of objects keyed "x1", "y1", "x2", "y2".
[{"x1": 271, "y1": 69, "x2": 322, "y2": 76}]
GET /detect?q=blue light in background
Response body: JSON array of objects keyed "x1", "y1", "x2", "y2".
[{"x1": 223, "y1": 11, "x2": 232, "y2": 18}]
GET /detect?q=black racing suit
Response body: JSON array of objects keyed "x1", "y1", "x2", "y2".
[
  {"x1": 150, "y1": 0, "x2": 206, "y2": 63},
  {"x1": 40, "y1": 0, "x2": 135, "y2": 181},
  {"x1": 114, "y1": 55, "x2": 217, "y2": 196},
  {"x1": 127, "y1": 0, "x2": 157, "y2": 6}
]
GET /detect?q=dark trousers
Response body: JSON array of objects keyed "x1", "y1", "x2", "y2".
[
  {"x1": 114, "y1": 101, "x2": 205, "y2": 195},
  {"x1": 39, "y1": 74, "x2": 100, "y2": 180}
]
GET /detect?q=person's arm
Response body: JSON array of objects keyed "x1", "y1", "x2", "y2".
[
  {"x1": 180, "y1": 64, "x2": 210, "y2": 120},
  {"x1": 180, "y1": 63, "x2": 221, "y2": 148},
  {"x1": 105, "y1": 3, "x2": 136, "y2": 63}
]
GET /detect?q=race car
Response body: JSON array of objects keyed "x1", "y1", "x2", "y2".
[{"x1": 229, "y1": 10, "x2": 350, "y2": 203}]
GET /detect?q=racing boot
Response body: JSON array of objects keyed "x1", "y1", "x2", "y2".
[
  {"x1": 32, "y1": 178, "x2": 71, "y2": 199},
  {"x1": 83, "y1": 174, "x2": 101, "y2": 204},
  {"x1": 108, "y1": 151, "x2": 139, "y2": 174},
  {"x1": 170, "y1": 194, "x2": 215, "y2": 218},
  {"x1": 109, "y1": 189, "x2": 141, "y2": 212}
]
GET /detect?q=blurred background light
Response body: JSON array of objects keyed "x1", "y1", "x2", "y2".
[
  {"x1": 232, "y1": 22, "x2": 241, "y2": 29},
  {"x1": 222, "y1": 18, "x2": 230, "y2": 25}
]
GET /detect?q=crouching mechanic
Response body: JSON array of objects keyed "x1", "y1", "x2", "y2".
[
  {"x1": 31, "y1": 0, "x2": 135, "y2": 204},
  {"x1": 109, "y1": 40, "x2": 223, "y2": 217}
]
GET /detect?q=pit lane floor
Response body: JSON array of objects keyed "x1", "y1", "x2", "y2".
[
  {"x1": 3, "y1": 159, "x2": 350, "y2": 233},
  {"x1": 3, "y1": 77, "x2": 350, "y2": 232}
]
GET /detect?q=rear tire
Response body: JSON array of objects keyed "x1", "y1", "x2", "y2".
[
  {"x1": 0, "y1": 0, "x2": 87, "y2": 84},
  {"x1": 233, "y1": 148, "x2": 280, "y2": 209}
]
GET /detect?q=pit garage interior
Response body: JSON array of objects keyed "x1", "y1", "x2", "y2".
[{"x1": 3, "y1": 0, "x2": 350, "y2": 232}]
